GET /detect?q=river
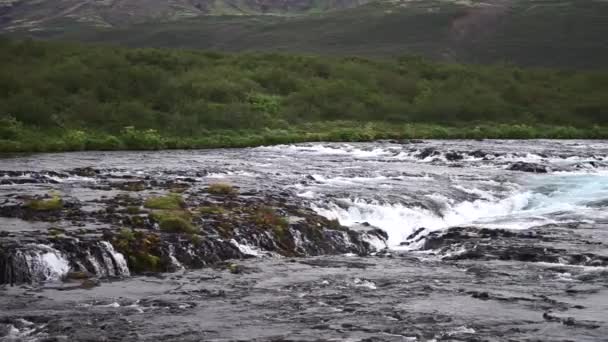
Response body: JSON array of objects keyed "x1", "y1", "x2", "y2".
[{"x1": 1, "y1": 140, "x2": 607, "y2": 341}]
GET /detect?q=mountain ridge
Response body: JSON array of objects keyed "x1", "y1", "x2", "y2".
[{"x1": 2, "y1": 0, "x2": 608, "y2": 68}]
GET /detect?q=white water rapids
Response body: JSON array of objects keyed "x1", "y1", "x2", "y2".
[
  {"x1": 312, "y1": 173, "x2": 608, "y2": 246},
  {"x1": 2, "y1": 139, "x2": 607, "y2": 250}
]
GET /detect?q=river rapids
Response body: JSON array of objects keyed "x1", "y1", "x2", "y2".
[{"x1": 1, "y1": 139, "x2": 607, "y2": 341}]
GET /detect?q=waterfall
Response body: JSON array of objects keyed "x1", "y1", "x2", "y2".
[{"x1": 4, "y1": 244, "x2": 70, "y2": 284}]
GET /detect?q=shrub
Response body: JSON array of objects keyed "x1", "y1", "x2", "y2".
[
  {"x1": 62, "y1": 130, "x2": 87, "y2": 151},
  {"x1": 0, "y1": 116, "x2": 22, "y2": 140},
  {"x1": 120, "y1": 127, "x2": 165, "y2": 150}
]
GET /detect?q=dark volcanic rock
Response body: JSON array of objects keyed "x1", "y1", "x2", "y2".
[
  {"x1": 417, "y1": 147, "x2": 440, "y2": 159},
  {"x1": 507, "y1": 161, "x2": 548, "y2": 173},
  {"x1": 0, "y1": 188, "x2": 385, "y2": 285},
  {"x1": 445, "y1": 151, "x2": 464, "y2": 161},
  {"x1": 419, "y1": 226, "x2": 608, "y2": 267}
]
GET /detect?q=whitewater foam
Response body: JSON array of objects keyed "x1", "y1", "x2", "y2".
[{"x1": 312, "y1": 173, "x2": 608, "y2": 246}]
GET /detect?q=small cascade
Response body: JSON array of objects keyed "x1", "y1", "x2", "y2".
[
  {"x1": 0, "y1": 241, "x2": 130, "y2": 285},
  {"x1": 1, "y1": 244, "x2": 70, "y2": 284},
  {"x1": 82, "y1": 241, "x2": 130, "y2": 278},
  {"x1": 100, "y1": 241, "x2": 130, "y2": 276},
  {"x1": 167, "y1": 245, "x2": 184, "y2": 271}
]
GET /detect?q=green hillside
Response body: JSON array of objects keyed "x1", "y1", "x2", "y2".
[{"x1": 1, "y1": 38, "x2": 607, "y2": 152}]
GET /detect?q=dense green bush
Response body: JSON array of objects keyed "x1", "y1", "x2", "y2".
[{"x1": 0, "y1": 39, "x2": 606, "y2": 152}]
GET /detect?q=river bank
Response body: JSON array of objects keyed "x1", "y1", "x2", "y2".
[{"x1": 2, "y1": 123, "x2": 608, "y2": 153}]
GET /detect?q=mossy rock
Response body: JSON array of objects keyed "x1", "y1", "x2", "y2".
[
  {"x1": 207, "y1": 183, "x2": 238, "y2": 196},
  {"x1": 169, "y1": 184, "x2": 190, "y2": 193},
  {"x1": 126, "y1": 206, "x2": 142, "y2": 215},
  {"x1": 150, "y1": 210, "x2": 198, "y2": 234},
  {"x1": 144, "y1": 193, "x2": 185, "y2": 210},
  {"x1": 159, "y1": 216, "x2": 198, "y2": 234},
  {"x1": 119, "y1": 181, "x2": 146, "y2": 192},
  {"x1": 66, "y1": 271, "x2": 93, "y2": 280},
  {"x1": 254, "y1": 207, "x2": 288, "y2": 235},
  {"x1": 228, "y1": 263, "x2": 246, "y2": 274},
  {"x1": 199, "y1": 205, "x2": 226, "y2": 215},
  {"x1": 129, "y1": 253, "x2": 161, "y2": 273},
  {"x1": 117, "y1": 228, "x2": 135, "y2": 241},
  {"x1": 149, "y1": 209, "x2": 191, "y2": 222},
  {"x1": 190, "y1": 234, "x2": 203, "y2": 246},
  {"x1": 48, "y1": 227, "x2": 65, "y2": 236},
  {"x1": 25, "y1": 195, "x2": 63, "y2": 211}
]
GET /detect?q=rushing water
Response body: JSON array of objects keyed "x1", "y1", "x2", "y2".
[{"x1": 1, "y1": 139, "x2": 608, "y2": 341}]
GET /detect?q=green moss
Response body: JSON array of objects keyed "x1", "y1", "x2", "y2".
[
  {"x1": 190, "y1": 234, "x2": 203, "y2": 246},
  {"x1": 129, "y1": 253, "x2": 161, "y2": 272},
  {"x1": 159, "y1": 216, "x2": 198, "y2": 234},
  {"x1": 199, "y1": 205, "x2": 226, "y2": 215},
  {"x1": 254, "y1": 207, "x2": 289, "y2": 236},
  {"x1": 126, "y1": 206, "x2": 142, "y2": 215},
  {"x1": 327, "y1": 219, "x2": 342, "y2": 230},
  {"x1": 118, "y1": 228, "x2": 135, "y2": 241},
  {"x1": 48, "y1": 227, "x2": 64, "y2": 236},
  {"x1": 144, "y1": 193, "x2": 185, "y2": 210},
  {"x1": 207, "y1": 183, "x2": 238, "y2": 196},
  {"x1": 150, "y1": 209, "x2": 191, "y2": 221},
  {"x1": 111, "y1": 230, "x2": 165, "y2": 273},
  {"x1": 150, "y1": 210, "x2": 198, "y2": 234},
  {"x1": 228, "y1": 263, "x2": 243, "y2": 274},
  {"x1": 26, "y1": 195, "x2": 63, "y2": 211}
]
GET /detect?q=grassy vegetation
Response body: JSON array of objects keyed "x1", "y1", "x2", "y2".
[
  {"x1": 144, "y1": 194, "x2": 185, "y2": 210},
  {"x1": 0, "y1": 37, "x2": 607, "y2": 153},
  {"x1": 158, "y1": 216, "x2": 198, "y2": 234},
  {"x1": 149, "y1": 209, "x2": 198, "y2": 234},
  {"x1": 254, "y1": 207, "x2": 289, "y2": 236},
  {"x1": 25, "y1": 195, "x2": 63, "y2": 211},
  {"x1": 207, "y1": 183, "x2": 238, "y2": 196}
]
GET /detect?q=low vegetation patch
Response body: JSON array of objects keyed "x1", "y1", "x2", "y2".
[
  {"x1": 199, "y1": 205, "x2": 227, "y2": 215},
  {"x1": 207, "y1": 183, "x2": 238, "y2": 196},
  {"x1": 144, "y1": 194, "x2": 185, "y2": 210},
  {"x1": 111, "y1": 230, "x2": 164, "y2": 273},
  {"x1": 25, "y1": 195, "x2": 63, "y2": 211},
  {"x1": 150, "y1": 210, "x2": 198, "y2": 234},
  {"x1": 254, "y1": 207, "x2": 289, "y2": 236}
]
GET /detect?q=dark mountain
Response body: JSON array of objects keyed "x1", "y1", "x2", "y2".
[{"x1": 2, "y1": 0, "x2": 608, "y2": 68}]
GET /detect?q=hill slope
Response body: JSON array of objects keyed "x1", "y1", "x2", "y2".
[
  {"x1": 5, "y1": 0, "x2": 608, "y2": 68},
  {"x1": 1, "y1": 38, "x2": 607, "y2": 152},
  {"x1": 0, "y1": 0, "x2": 369, "y2": 31}
]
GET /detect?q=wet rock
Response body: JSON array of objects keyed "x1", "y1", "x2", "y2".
[
  {"x1": 445, "y1": 152, "x2": 464, "y2": 161},
  {"x1": 227, "y1": 263, "x2": 244, "y2": 274},
  {"x1": 65, "y1": 271, "x2": 93, "y2": 280},
  {"x1": 507, "y1": 161, "x2": 548, "y2": 173},
  {"x1": 417, "y1": 147, "x2": 439, "y2": 159},
  {"x1": 470, "y1": 150, "x2": 487, "y2": 158},
  {"x1": 1, "y1": 191, "x2": 385, "y2": 285},
  {"x1": 418, "y1": 226, "x2": 605, "y2": 267},
  {"x1": 389, "y1": 139, "x2": 424, "y2": 144},
  {"x1": 406, "y1": 227, "x2": 427, "y2": 241},
  {"x1": 71, "y1": 167, "x2": 98, "y2": 177},
  {"x1": 80, "y1": 279, "x2": 101, "y2": 289}
]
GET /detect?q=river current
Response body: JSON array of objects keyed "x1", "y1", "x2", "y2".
[{"x1": 1, "y1": 139, "x2": 607, "y2": 341}]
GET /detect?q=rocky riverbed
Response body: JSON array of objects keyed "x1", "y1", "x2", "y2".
[{"x1": 1, "y1": 140, "x2": 607, "y2": 341}]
